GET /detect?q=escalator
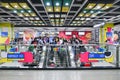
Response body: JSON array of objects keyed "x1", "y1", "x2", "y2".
[
  {"x1": 53, "y1": 45, "x2": 71, "y2": 68},
  {"x1": 43, "y1": 45, "x2": 71, "y2": 68},
  {"x1": 43, "y1": 45, "x2": 50, "y2": 68}
]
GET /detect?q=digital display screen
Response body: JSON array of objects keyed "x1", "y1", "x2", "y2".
[
  {"x1": 79, "y1": 32, "x2": 85, "y2": 35},
  {"x1": 1, "y1": 32, "x2": 8, "y2": 37},
  {"x1": 19, "y1": 32, "x2": 24, "y2": 34},
  {"x1": 89, "y1": 53, "x2": 105, "y2": 58},
  {"x1": 7, "y1": 54, "x2": 24, "y2": 59},
  {"x1": 65, "y1": 32, "x2": 72, "y2": 35},
  {"x1": 106, "y1": 32, "x2": 112, "y2": 37}
]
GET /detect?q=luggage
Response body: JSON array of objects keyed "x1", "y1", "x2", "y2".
[{"x1": 80, "y1": 62, "x2": 92, "y2": 67}]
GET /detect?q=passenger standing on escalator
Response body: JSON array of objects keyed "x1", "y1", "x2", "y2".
[
  {"x1": 59, "y1": 38, "x2": 67, "y2": 66},
  {"x1": 38, "y1": 36, "x2": 44, "y2": 51},
  {"x1": 43, "y1": 36, "x2": 49, "y2": 44},
  {"x1": 70, "y1": 35, "x2": 80, "y2": 66},
  {"x1": 49, "y1": 38, "x2": 56, "y2": 60},
  {"x1": 30, "y1": 38, "x2": 38, "y2": 58}
]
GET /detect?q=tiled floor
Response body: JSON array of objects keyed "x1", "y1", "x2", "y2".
[{"x1": 0, "y1": 70, "x2": 120, "y2": 80}]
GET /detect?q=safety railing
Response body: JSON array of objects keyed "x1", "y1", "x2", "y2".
[{"x1": 0, "y1": 43, "x2": 120, "y2": 68}]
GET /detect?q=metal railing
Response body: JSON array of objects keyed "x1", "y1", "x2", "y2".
[{"x1": 0, "y1": 43, "x2": 120, "y2": 68}]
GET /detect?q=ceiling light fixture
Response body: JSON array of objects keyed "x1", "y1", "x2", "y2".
[
  {"x1": 65, "y1": 3, "x2": 69, "y2": 6},
  {"x1": 76, "y1": 18, "x2": 80, "y2": 20},
  {"x1": 56, "y1": 8, "x2": 59, "y2": 11},
  {"x1": 90, "y1": 11, "x2": 94, "y2": 13},
  {"x1": 49, "y1": 15, "x2": 54, "y2": 17},
  {"x1": 19, "y1": 14, "x2": 23, "y2": 17},
  {"x1": 73, "y1": 21, "x2": 76, "y2": 23},
  {"x1": 96, "y1": 6, "x2": 101, "y2": 9},
  {"x1": 81, "y1": 21, "x2": 85, "y2": 24},
  {"x1": 24, "y1": 18, "x2": 29, "y2": 20},
  {"x1": 89, "y1": 6, "x2": 92, "y2": 8},
  {"x1": 56, "y1": 2, "x2": 60, "y2": 6},
  {"x1": 23, "y1": 5, "x2": 27, "y2": 8},
  {"x1": 81, "y1": 18, "x2": 85, "y2": 20},
  {"x1": 48, "y1": 8, "x2": 52, "y2": 11},
  {"x1": 21, "y1": 10, "x2": 24, "y2": 13},
  {"x1": 98, "y1": 11, "x2": 101, "y2": 13},
  {"x1": 83, "y1": 11, "x2": 87, "y2": 13},
  {"x1": 91, "y1": 14, "x2": 96, "y2": 17},
  {"x1": 13, "y1": 10, "x2": 17, "y2": 13},
  {"x1": 94, "y1": 22, "x2": 105, "y2": 28},
  {"x1": 46, "y1": 2, "x2": 50, "y2": 6},
  {"x1": 28, "y1": 10, "x2": 32, "y2": 13},
  {"x1": 5, "y1": 5, "x2": 9, "y2": 8},
  {"x1": 86, "y1": 14, "x2": 89, "y2": 17},
  {"x1": 74, "y1": 24, "x2": 77, "y2": 26},
  {"x1": 35, "y1": 21, "x2": 38, "y2": 23},
  {"x1": 55, "y1": 15, "x2": 59, "y2": 17},
  {"x1": 86, "y1": 18, "x2": 91, "y2": 20},
  {"x1": 61, "y1": 19, "x2": 64, "y2": 21},
  {"x1": 30, "y1": 17, "x2": 34, "y2": 20},
  {"x1": 61, "y1": 15, "x2": 66, "y2": 17},
  {"x1": 78, "y1": 24, "x2": 81, "y2": 26},
  {"x1": 105, "y1": 6, "x2": 109, "y2": 9},
  {"x1": 79, "y1": 14, "x2": 83, "y2": 16},
  {"x1": 8, "y1": 18, "x2": 10, "y2": 20},
  {"x1": 35, "y1": 17, "x2": 40, "y2": 20},
  {"x1": 32, "y1": 14, "x2": 36, "y2": 16},
  {"x1": 14, "y1": 5, "x2": 18, "y2": 8},
  {"x1": 25, "y1": 14, "x2": 29, "y2": 16}
]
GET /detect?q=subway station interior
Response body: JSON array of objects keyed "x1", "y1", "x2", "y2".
[{"x1": 0, "y1": 0, "x2": 120, "y2": 80}]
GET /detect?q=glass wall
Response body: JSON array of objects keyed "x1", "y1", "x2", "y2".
[{"x1": 0, "y1": 43, "x2": 119, "y2": 69}]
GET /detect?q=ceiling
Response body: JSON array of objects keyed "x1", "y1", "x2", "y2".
[{"x1": 0, "y1": 0, "x2": 120, "y2": 27}]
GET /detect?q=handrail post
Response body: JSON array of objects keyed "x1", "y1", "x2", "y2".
[
  {"x1": 5, "y1": 44, "x2": 7, "y2": 52},
  {"x1": 116, "y1": 45, "x2": 119, "y2": 68}
]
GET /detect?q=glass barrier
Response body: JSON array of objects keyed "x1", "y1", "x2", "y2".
[{"x1": 0, "y1": 43, "x2": 119, "y2": 69}]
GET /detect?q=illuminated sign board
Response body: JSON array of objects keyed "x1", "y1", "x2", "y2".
[
  {"x1": 89, "y1": 53, "x2": 105, "y2": 58},
  {"x1": 7, "y1": 53, "x2": 24, "y2": 59}
]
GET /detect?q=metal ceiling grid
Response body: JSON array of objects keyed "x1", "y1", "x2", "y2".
[{"x1": 0, "y1": 0, "x2": 120, "y2": 27}]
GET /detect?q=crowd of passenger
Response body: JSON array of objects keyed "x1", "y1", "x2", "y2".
[
  {"x1": 12, "y1": 35, "x2": 83, "y2": 45},
  {"x1": 11, "y1": 35, "x2": 87, "y2": 67}
]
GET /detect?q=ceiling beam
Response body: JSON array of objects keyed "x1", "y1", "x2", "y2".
[
  {"x1": 63, "y1": 0, "x2": 74, "y2": 25},
  {"x1": 68, "y1": 0, "x2": 88, "y2": 25},
  {"x1": 41, "y1": 0, "x2": 52, "y2": 26},
  {"x1": 27, "y1": 0, "x2": 47, "y2": 25},
  {"x1": 15, "y1": 25, "x2": 93, "y2": 27}
]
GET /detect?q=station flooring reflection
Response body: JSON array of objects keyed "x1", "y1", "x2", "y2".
[{"x1": 0, "y1": 70, "x2": 120, "y2": 80}]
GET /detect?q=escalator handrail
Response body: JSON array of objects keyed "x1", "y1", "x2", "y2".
[
  {"x1": 65, "y1": 46, "x2": 71, "y2": 67},
  {"x1": 42, "y1": 46, "x2": 48, "y2": 68},
  {"x1": 66, "y1": 46, "x2": 71, "y2": 67},
  {"x1": 45, "y1": 45, "x2": 51, "y2": 68}
]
